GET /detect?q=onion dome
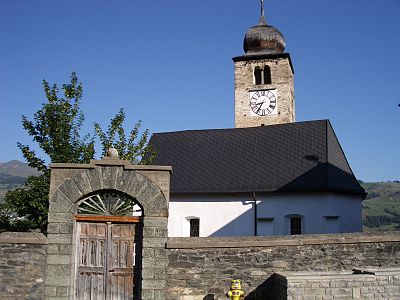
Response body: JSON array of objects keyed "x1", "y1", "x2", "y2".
[{"x1": 243, "y1": 10, "x2": 286, "y2": 54}]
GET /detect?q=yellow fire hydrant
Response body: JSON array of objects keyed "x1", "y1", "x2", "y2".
[{"x1": 226, "y1": 279, "x2": 244, "y2": 300}]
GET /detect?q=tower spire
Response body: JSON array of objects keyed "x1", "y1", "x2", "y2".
[{"x1": 259, "y1": 0, "x2": 267, "y2": 25}]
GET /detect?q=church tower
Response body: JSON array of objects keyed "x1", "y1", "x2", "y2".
[{"x1": 233, "y1": 1, "x2": 295, "y2": 128}]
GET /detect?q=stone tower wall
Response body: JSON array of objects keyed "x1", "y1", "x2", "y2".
[{"x1": 234, "y1": 57, "x2": 295, "y2": 128}]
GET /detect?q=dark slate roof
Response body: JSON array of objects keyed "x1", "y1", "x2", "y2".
[{"x1": 149, "y1": 120, "x2": 365, "y2": 196}]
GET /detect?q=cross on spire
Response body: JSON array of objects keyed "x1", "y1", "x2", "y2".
[
  {"x1": 258, "y1": 0, "x2": 267, "y2": 25},
  {"x1": 261, "y1": 0, "x2": 265, "y2": 18}
]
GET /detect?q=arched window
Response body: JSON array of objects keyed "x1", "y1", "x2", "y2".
[
  {"x1": 254, "y1": 67, "x2": 262, "y2": 85},
  {"x1": 254, "y1": 66, "x2": 272, "y2": 85},
  {"x1": 263, "y1": 66, "x2": 272, "y2": 84}
]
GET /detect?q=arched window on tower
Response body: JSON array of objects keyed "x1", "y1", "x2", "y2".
[
  {"x1": 254, "y1": 66, "x2": 272, "y2": 85},
  {"x1": 254, "y1": 67, "x2": 262, "y2": 85},
  {"x1": 263, "y1": 66, "x2": 272, "y2": 84}
]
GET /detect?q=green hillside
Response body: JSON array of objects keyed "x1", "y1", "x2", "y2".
[{"x1": 362, "y1": 181, "x2": 400, "y2": 231}]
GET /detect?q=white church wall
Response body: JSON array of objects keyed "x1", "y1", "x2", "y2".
[
  {"x1": 168, "y1": 194, "x2": 255, "y2": 237},
  {"x1": 168, "y1": 193, "x2": 362, "y2": 237}
]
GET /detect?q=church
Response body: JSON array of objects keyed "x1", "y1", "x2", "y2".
[{"x1": 149, "y1": 3, "x2": 365, "y2": 237}]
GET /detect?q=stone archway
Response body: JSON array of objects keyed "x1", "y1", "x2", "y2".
[{"x1": 44, "y1": 159, "x2": 171, "y2": 299}]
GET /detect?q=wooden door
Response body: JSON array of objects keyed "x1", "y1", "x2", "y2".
[{"x1": 76, "y1": 222, "x2": 136, "y2": 300}]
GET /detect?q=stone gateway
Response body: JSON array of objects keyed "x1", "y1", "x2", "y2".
[{"x1": 44, "y1": 158, "x2": 171, "y2": 299}]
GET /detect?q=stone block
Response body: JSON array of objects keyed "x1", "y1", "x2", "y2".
[
  {"x1": 47, "y1": 223, "x2": 59, "y2": 234},
  {"x1": 141, "y1": 289, "x2": 155, "y2": 299},
  {"x1": 143, "y1": 192, "x2": 168, "y2": 217},
  {"x1": 116, "y1": 169, "x2": 135, "y2": 192},
  {"x1": 101, "y1": 166, "x2": 121, "y2": 189},
  {"x1": 142, "y1": 279, "x2": 166, "y2": 289},
  {"x1": 144, "y1": 217, "x2": 168, "y2": 227},
  {"x1": 45, "y1": 285, "x2": 57, "y2": 296},
  {"x1": 155, "y1": 228, "x2": 168, "y2": 238},
  {"x1": 71, "y1": 170, "x2": 93, "y2": 195},
  {"x1": 56, "y1": 286, "x2": 69, "y2": 296},
  {"x1": 142, "y1": 248, "x2": 155, "y2": 258},
  {"x1": 154, "y1": 289, "x2": 166, "y2": 300},
  {"x1": 48, "y1": 213, "x2": 74, "y2": 223},
  {"x1": 47, "y1": 244, "x2": 58, "y2": 254},
  {"x1": 143, "y1": 238, "x2": 167, "y2": 248},
  {"x1": 143, "y1": 257, "x2": 168, "y2": 269},
  {"x1": 154, "y1": 248, "x2": 167, "y2": 258},
  {"x1": 59, "y1": 244, "x2": 71, "y2": 255},
  {"x1": 46, "y1": 255, "x2": 71, "y2": 265},
  {"x1": 59, "y1": 179, "x2": 82, "y2": 203},
  {"x1": 49, "y1": 190, "x2": 75, "y2": 213},
  {"x1": 44, "y1": 274, "x2": 70, "y2": 286},
  {"x1": 154, "y1": 268, "x2": 167, "y2": 280},
  {"x1": 59, "y1": 223, "x2": 73, "y2": 234},
  {"x1": 47, "y1": 233, "x2": 72, "y2": 245},
  {"x1": 142, "y1": 268, "x2": 155, "y2": 279},
  {"x1": 86, "y1": 167, "x2": 103, "y2": 191},
  {"x1": 124, "y1": 172, "x2": 148, "y2": 197},
  {"x1": 144, "y1": 227, "x2": 156, "y2": 238}
]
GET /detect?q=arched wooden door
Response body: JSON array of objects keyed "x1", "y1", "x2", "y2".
[{"x1": 74, "y1": 192, "x2": 143, "y2": 300}]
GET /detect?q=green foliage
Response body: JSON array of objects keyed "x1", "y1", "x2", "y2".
[
  {"x1": 94, "y1": 108, "x2": 155, "y2": 164},
  {"x1": 361, "y1": 181, "x2": 400, "y2": 231},
  {"x1": 17, "y1": 72, "x2": 95, "y2": 172},
  {"x1": 2, "y1": 73, "x2": 95, "y2": 233},
  {"x1": 1, "y1": 174, "x2": 49, "y2": 233}
]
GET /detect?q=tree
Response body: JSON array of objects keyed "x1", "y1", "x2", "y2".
[
  {"x1": 18, "y1": 72, "x2": 95, "y2": 172},
  {"x1": 2, "y1": 72, "x2": 95, "y2": 233},
  {"x1": 94, "y1": 108, "x2": 156, "y2": 164},
  {"x1": 2, "y1": 73, "x2": 155, "y2": 234}
]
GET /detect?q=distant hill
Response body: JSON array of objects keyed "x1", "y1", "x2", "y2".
[
  {"x1": 0, "y1": 160, "x2": 40, "y2": 202},
  {"x1": 362, "y1": 181, "x2": 400, "y2": 231},
  {"x1": 0, "y1": 160, "x2": 40, "y2": 178}
]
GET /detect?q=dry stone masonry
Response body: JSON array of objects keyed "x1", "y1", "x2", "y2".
[
  {"x1": 0, "y1": 232, "x2": 47, "y2": 300},
  {"x1": 166, "y1": 232, "x2": 400, "y2": 299}
]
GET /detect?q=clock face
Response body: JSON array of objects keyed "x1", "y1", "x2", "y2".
[{"x1": 249, "y1": 90, "x2": 278, "y2": 116}]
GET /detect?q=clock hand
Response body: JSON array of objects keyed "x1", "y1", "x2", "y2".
[{"x1": 256, "y1": 101, "x2": 263, "y2": 113}]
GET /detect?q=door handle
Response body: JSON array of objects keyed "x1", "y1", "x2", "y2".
[{"x1": 109, "y1": 269, "x2": 115, "y2": 273}]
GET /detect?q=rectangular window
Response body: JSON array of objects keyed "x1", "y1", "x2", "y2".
[
  {"x1": 290, "y1": 217, "x2": 302, "y2": 235},
  {"x1": 190, "y1": 219, "x2": 200, "y2": 237}
]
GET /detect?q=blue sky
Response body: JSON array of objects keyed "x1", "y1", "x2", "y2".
[{"x1": 0, "y1": 0, "x2": 399, "y2": 182}]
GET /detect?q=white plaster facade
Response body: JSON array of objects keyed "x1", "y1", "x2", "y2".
[{"x1": 168, "y1": 193, "x2": 362, "y2": 237}]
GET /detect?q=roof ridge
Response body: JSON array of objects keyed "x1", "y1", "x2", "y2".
[{"x1": 153, "y1": 119, "x2": 330, "y2": 135}]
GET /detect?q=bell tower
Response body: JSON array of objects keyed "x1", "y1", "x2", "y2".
[{"x1": 233, "y1": 1, "x2": 295, "y2": 128}]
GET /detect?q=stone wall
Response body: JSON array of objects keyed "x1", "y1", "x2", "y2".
[
  {"x1": 275, "y1": 269, "x2": 400, "y2": 300},
  {"x1": 1, "y1": 231, "x2": 400, "y2": 299},
  {"x1": 0, "y1": 232, "x2": 47, "y2": 300},
  {"x1": 166, "y1": 232, "x2": 400, "y2": 300}
]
